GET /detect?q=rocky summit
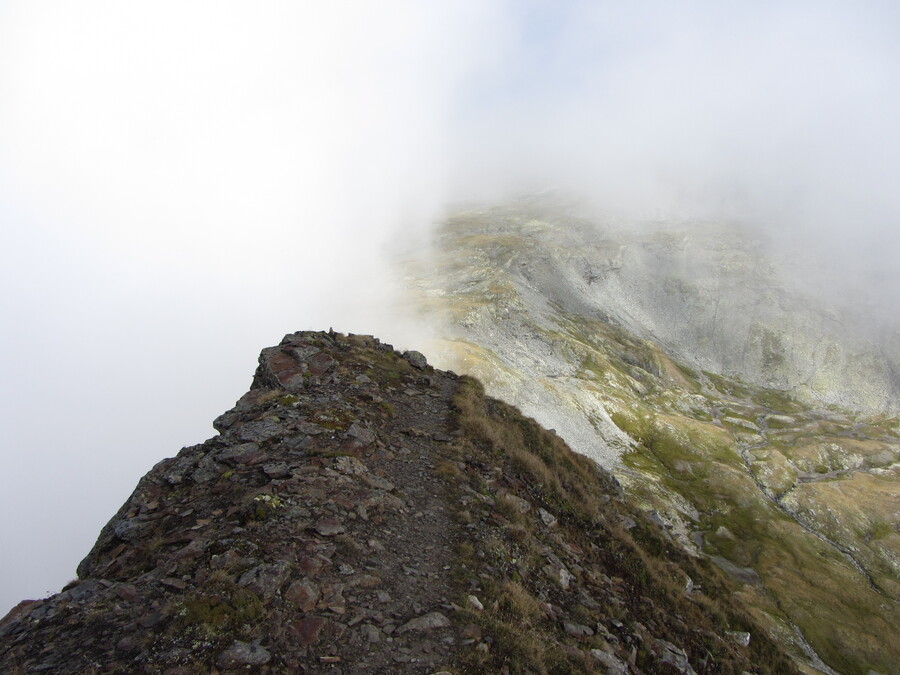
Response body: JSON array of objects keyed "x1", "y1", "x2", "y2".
[{"x1": 0, "y1": 330, "x2": 798, "y2": 674}]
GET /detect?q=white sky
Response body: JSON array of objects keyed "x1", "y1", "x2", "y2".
[{"x1": 1, "y1": 1, "x2": 899, "y2": 614}]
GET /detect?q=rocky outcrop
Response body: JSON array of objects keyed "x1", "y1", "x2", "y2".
[{"x1": 0, "y1": 331, "x2": 796, "y2": 674}]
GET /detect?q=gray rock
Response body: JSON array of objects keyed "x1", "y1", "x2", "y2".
[
  {"x1": 538, "y1": 507, "x2": 558, "y2": 527},
  {"x1": 360, "y1": 623, "x2": 382, "y2": 643},
  {"x1": 215, "y1": 640, "x2": 271, "y2": 668},
  {"x1": 590, "y1": 649, "x2": 629, "y2": 675},
  {"x1": 237, "y1": 561, "x2": 292, "y2": 601},
  {"x1": 402, "y1": 350, "x2": 429, "y2": 369},
  {"x1": 314, "y1": 517, "x2": 346, "y2": 536},
  {"x1": 347, "y1": 421, "x2": 376, "y2": 444},
  {"x1": 563, "y1": 622, "x2": 594, "y2": 638},
  {"x1": 191, "y1": 454, "x2": 223, "y2": 483},
  {"x1": 543, "y1": 563, "x2": 576, "y2": 590},
  {"x1": 262, "y1": 462, "x2": 289, "y2": 478},
  {"x1": 237, "y1": 419, "x2": 284, "y2": 443},
  {"x1": 215, "y1": 442, "x2": 261, "y2": 462},
  {"x1": 397, "y1": 611, "x2": 451, "y2": 633},
  {"x1": 727, "y1": 631, "x2": 751, "y2": 647},
  {"x1": 163, "y1": 453, "x2": 200, "y2": 484},
  {"x1": 651, "y1": 639, "x2": 697, "y2": 675},
  {"x1": 113, "y1": 519, "x2": 147, "y2": 543}
]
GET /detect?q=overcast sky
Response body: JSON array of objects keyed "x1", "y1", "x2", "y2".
[{"x1": 2, "y1": 1, "x2": 899, "y2": 615}]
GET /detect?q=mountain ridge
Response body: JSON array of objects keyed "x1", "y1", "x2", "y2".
[{"x1": 0, "y1": 330, "x2": 796, "y2": 674}]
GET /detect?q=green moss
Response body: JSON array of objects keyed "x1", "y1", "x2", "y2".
[
  {"x1": 308, "y1": 407, "x2": 355, "y2": 431},
  {"x1": 243, "y1": 494, "x2": 283, "y2": 522},
  {"x1": 277, "y1": 394, "x2": 300, "y2": 406},
  {"x1": 175, "y1": 578, "x2": 264, "y2": 639}
]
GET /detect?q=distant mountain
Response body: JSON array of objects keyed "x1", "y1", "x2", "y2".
[
  {"x1": 0, "y1": 331, "x2": 797, "y2": 673},
  {"x1": 401, "y1": 198, "x2": 900, "y2": 675}
]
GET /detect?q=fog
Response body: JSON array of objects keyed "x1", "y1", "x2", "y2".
[{"x1": 1, "y1": 1, "x2": 898, "y2": 614}]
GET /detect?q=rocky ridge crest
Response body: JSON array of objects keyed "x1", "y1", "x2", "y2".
[{"x1": 0, "y1": 331, "x2": 794, "y2": 674}]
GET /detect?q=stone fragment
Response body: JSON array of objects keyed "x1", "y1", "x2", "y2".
[
  {"x1": 332, "y1": 455, "x2": 368, "y2": 475},
  {"x1": 292, "y1": 617, "x2": 326, "y2": 646},
  {"x1": 262, "y1": 462, "x2": 289, "y2": 478},
  {"x1": 285, "y1": 580, "x2": 320, "y2": 612},
  {"x1": 238, "y1": 561, "x2": 292, "y2": 601},
  {"x1": 113, "y1": 519, "x2": 147, "y2": 543},
  {"x1": 191, "y1": 454, "x2": 224, "y2": 483},
  {"x1": 467, "y1": 595, "x2": 484, "y2": 611},
  {"x1": 163, "y1": 453, "x2": 200, "y2": 484},
  {"x1": 538, "y1": 508, "x2": 558, "y2": 527},
  {"x1": 237, "y1": 419, "x2": 283, "y2": 443},
  {"x1": 360, "y1": 624, "x2": 381, "y2": 643},
  {"x1": 651, "y1": 639, "x2": 697, "y2": 675},
  {"x1": 160, "y1": 577, "x2": 186, "y2": 591},
  {"x1": 363, "y1": 474, "x2": 395, "y2": 491},
  {"x1": 319, "y1": 584, "x2": 346, "y2": 614},
  {"x1": 347, "y1": 421, "x2": 376, "y2": 444},
  {"x1": 726, "y1": 631, "x2": 751, "y2": 647},
  {"x1": 590, "y1": 649, "x2": 629, "y2": 675},
  {"x1": 618, "y1": 515, "x2": 637, "y2": 530},
  {"x1": 113, "y1": 584, "x2": 141, "y2": 604},
  {"x1": 402, "y1": 350, "x2": 428, "y2": 369},
  {"x1": 397, "y1": 611, "x2": 451, "y2": 633},
  {"x1": 215, "y1": 640, "x2": 271, "y2": 668},
  {"x1": 216, "y1": 443, "x2": 264, "y2": 464},
  {"x1": 543, "y1": 563, "x2": 576, "y2": 590},
  {"x1": 297, "y1": 554, "x2": 327, "y2": 577},
  {"x1": 564, "y1": 622, "x2": 595, "y2": 638},
  {"x1": 314, "y1": 517, "x2": 346, "y2": 536}
]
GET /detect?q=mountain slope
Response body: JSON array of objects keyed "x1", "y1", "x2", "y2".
[
  {"x1": 0, "y1": 331, "x2": 796, "y2": 674},
  {"x1": 401, "y1": 200, "x2": 900, "y2": 675}
]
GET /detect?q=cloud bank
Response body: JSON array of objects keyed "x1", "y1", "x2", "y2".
[{"x1": 1, "y1": 0, "x2": 898, "y2": 613}]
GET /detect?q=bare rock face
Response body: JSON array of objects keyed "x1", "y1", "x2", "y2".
[{"x1": 0, "y1": 331, "x2": 797, "y2": 674}]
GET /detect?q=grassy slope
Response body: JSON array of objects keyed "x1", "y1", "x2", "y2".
[{"x1": 446, "y1": 375, "x2": 798, "y2": 674}]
